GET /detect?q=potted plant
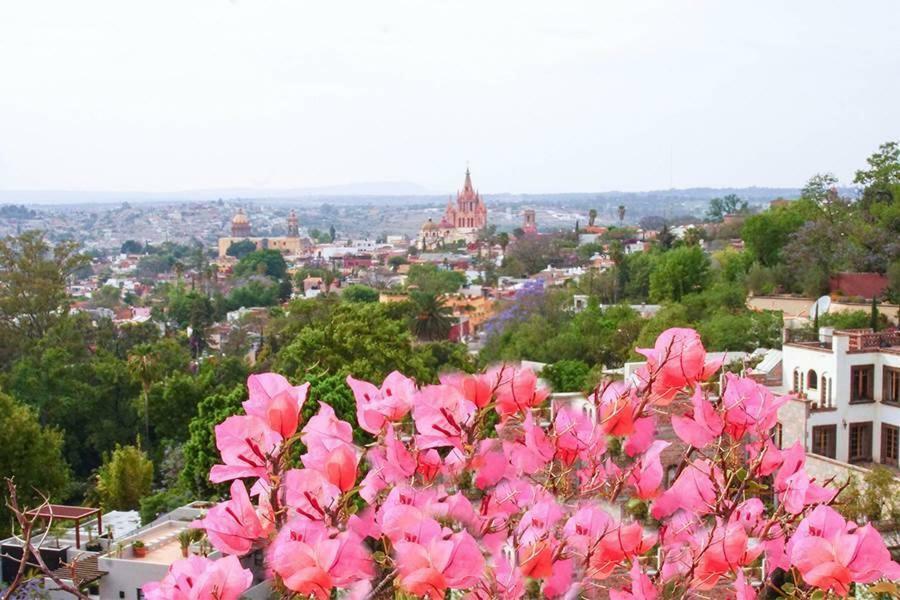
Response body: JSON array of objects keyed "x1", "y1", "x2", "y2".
[
  {"x1": 131, "y1": 540, "x2": 147, "y2": 558},
  {"x1": 178, "y1": 529, "x2": 202, "y2": 557}
]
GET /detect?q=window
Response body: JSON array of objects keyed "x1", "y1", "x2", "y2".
[
  {"x1": 807, "y1": 370, "x2": 818, "y2": 390},
  {"x1": 848, "y1": 422, "x2": 873, "y2": 463},
  {"x1": 811, "y1": 425, "x2": 836, "y2": 459},
  {"x1": 850, "y1": 365, "x2": 874, "y2": 403},
  {"x1": 882, "y1": 424, "x2": 899, "y2": 466},
  {"x1": 792, "y1": 369, "x2": 800, "y2": 393},
  {"x1": 884, "y1": 367, "x2": 900, "y2": 405},
  {"x1": 772, "y1": 422, "x2": 783, "y2": 449}
]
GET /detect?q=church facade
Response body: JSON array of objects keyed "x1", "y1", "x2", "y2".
[
  {"x1": 418, "y1": 168, "x2": 489, "y2": 250},
  {"x1": 217, "y1": 209, "x2": 309, "y2": 258}
]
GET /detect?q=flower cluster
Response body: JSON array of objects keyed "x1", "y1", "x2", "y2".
[{"x1": 144, "y1": 329, "x2": 900, "y2": 599}]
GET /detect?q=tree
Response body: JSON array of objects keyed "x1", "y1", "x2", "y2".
[
  {"x1": 226, "y1": 239, "x2": 257, "y2": 259},
  {"x1": 542, "y1": 359, "x2": 591, "y2": 392},
  {"x1": 740, "y1": 201, "x2": 812, "y2": 266},
  {"x1": 649, "y1": 245, "x2": 710, "y2": 302},
  {"x1": 406, "y1": 264, "x2": 466, "y2": 295},
  {"x1": 588, "y1": 209, "x2": 597, "y2": 227},
  {"x1": 411, "y1": 292, "x2": 453, "y2": 341},
  {"x1": 92, "y1": 284, "x2": 122, "y2": 309},
  {"x1": 342, "y1": 284, "x2": 379, "y2": 303},
  {"x1": 854, "y1": 140, "x2": 900, "y2": 209},
  {"x1": 388, "y1": 255, "x2": 407, "y2": 272},
  {"x1": 0, "y1": 231, "x2": 87, "y2": 366},
  {"x1": 617, "y1": 205, "x2": 626, "y2": 224},
  {"x1": 329, "y1": 224, "x2": 336, "y2": 242},
  {"x1": 95, "y1": 443, "x2": 154, "y2": 511},
  {"x1": 497, "y1": 232, "x2": 510, "y2": 253},
  {"x1": 121, "y1": 240, "x2": 143, "y2": 254},
  {"x1": 181, "y1": 385, "x2": 245, "y2": 498},
  {"x1": 0, "y1": 391, "x2": 69, "y2": 535},
  {"x1": 656, "y1": 225, "x2": 675, "y2": 250},
  {"x1": 233, "y1": 250, "x2": 287, "y2": 280},
  {"x1": 706, "y1": 194, "x2": 748, "y2": 222}
]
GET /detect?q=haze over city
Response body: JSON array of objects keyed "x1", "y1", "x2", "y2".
[{"x1": 2, "y1": 0, "x2": 899, "y2": 198}]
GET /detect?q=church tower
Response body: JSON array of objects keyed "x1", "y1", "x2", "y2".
[
  {"x1": 287, "y1": 210, "x2": 299, "y2": 237},
  {"x1": 231, "y1": 208, "x2": 251, "y2": 237}
]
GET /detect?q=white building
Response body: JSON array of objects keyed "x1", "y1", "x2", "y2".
[{"x1": 780, "y1": 328, "x2": 900, "y2": 468}]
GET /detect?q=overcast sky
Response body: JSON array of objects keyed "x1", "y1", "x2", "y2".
[{"x1": 1, "y1": 1, "x2": 898, "y2": 195}]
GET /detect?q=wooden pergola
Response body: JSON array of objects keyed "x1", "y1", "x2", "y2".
[{"x1": 24, "y1": 505, "x2": 102, "y2": 550}]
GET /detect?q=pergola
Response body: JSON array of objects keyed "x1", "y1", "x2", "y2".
[{"x1": 24, "y1": 505, "x2": 102, "y2": 550}]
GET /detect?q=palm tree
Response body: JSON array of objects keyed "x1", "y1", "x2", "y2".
[
  {"x1": 588, "y1": 209, "x2": 597, "y2": 227},
  {"x1": 498, "y1": 232, "x2": 510, "y2": 254},
  {"x1": 127, "y1": 347, "x2": 159, "y2": 450},
  {"x1": 411, "y1": 292, "x2": 453, "y2": 341}
]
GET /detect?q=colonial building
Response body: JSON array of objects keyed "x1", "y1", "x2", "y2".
[
  {"x1": 778, "y1": 328, "x2": 900, "y2": 468},
  {"x1": 217, "y1": 209, "x2": 309, "y2": 258},
  {"x1": 522, "y1": 209, "x2": 537, "y2": 234},
  {"x1": 418, "y1": 168, "x2": 488, "y2": 250}
]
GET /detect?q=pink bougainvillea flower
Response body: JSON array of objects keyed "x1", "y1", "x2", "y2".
[
  {"x1": 302, "y1": 441, "x2": 359, "y2": 492},
  {"x1": 671, "y1": 386, "x2": 724, "y2": 448},
  {"x1": 359, "y1": 424, "x2": 416, "y2": 503},
  {"x1": 488, "y1": 365, "x2": 549, "y2": 419},
  {"x1": 471, "y1": 439, "x2": 510, "y2": 490},
  {"x1": 541, "y1": 557, "x2": 573, "y2": 598},
  {"x1": 636, "y1": 328, "x2": 721, "y2": 403},
  {"x1": 301, "y1": 402, "x2": 354, "y2": 454},
  {"x1": 623, "y1": 415, "x2": 655, "y2": 457},
  {"x1": 503, "y1": 412, "x2": 555, "y2": 475},
  {"x1": 209, "y1": 414, "x2": 282, "y2": 483},
  {"x1": 628, "y1": 440, "x2": 670, "y2": 500},
  {"x1": 651, "y1": 459, "x2": 722, "y2": 520},
  {"x1": 440, "y1": 371, "x2": 494, "y2": 408},
  {"x1": 563, "y1": 505, "x2": 615, "y2": 557},
  {"x1": 394, "y1": 521, "x2": 485, "y2": 598},
  {"x1": 733, "y1": 569, "x2": 758, "y2": 600},
  {"x1": 589, "y1": 521, "x2": 656, "y2": 580},
  {"x1": 787, "y1": 505, "x2": 900, "y2": 595},
  {"x1": 283, "y1": 468, "x2": 341, "y2": 522},
  {"x1": 142, "y1": 555, "x2": 253, "y2": 600},
  {"x1": 268, "y1": 517, "x2": 374, "y2": 599},
  {"x1": 243, "y1": 373, "x2": 308, "y2": 439},
  {"x1": 412, "y1": 384, "x2": 476, "y2": 450},
  {"x1": 347, "y1": 371, "x2": 416, "y2": 434},
  {"x1": 773, "y1": 443, "x2": 836, "y2": 514},
  {"x1": 553, "y1": 406, "x2": 603, "y2": 465},
  {"x1": 693, "y1": 520, "x2": 761, "y2": 590},
  {"x1": 518, "y1": 539, "x2": 556, "y2": 579},
  {"x1": 720, "y1": 373, "x2": 787, "y2": 440},
  {"x1": 610, "y1": 562, "x2": 659, "y2": 600},
  {"x1": 191, "y1": 480, "x2": 264, "y2": 556},
  {"x1": 596, "y1": 381, "x2": 637, "y2": 436}
]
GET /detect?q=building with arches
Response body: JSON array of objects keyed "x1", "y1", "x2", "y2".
[
  {"x1": 780, "y1": 328, "x2": 900, "y2": 468},
  {"x1": 217, "y1": 209, "x2": 310, "y2": 258}
]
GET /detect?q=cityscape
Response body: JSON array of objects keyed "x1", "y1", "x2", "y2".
[{"x1": 1, "y1": 2, "x2": 899, "y2": 600}]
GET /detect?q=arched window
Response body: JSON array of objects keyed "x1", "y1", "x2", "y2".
[{"x1": 807, "y1": 370, "x2": 818, "y2": 390}]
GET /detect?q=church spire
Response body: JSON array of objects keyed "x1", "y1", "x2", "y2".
[{"x1": 463, "y1": 167, "x2": 473, "y2": 194}]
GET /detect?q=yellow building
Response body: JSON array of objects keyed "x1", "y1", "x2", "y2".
[{"x1": 218, "y1": 209, "x2": 309, "y2": 258}]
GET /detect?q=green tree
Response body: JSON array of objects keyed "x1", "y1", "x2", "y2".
[
  {"x1": 406, "y1": 264, "x2": 466, "y2": 295},
  {"x1": 121, "y1": 240, "x2": 143, "y2": 254},
  {"x1": 740, "y1": 200, "x2": 813, "y2": 267},
  {"x1": 227, "y1": 279, "x2": 280, "y2": 309},
  {"x1": 0, "y1": 231, "x2": 87, "y2": 367},
  {"x1": 542, "y1": 360, "x2": 590, "y2": 392},
  {"x1": 233, "y1": 249, "x2": 288, "y2": 280},
  {"x1": 0, "y1": 390, "x2": 69, "y2": 535},
  {"x1": 181, "y1": 384, "x2": 245, "y2": 498},
  {"x1": 226, "y1": 239, "x2": 257, "y2": 259},
  {"x1": 854, "y1": 141, "x2": 900, "y2": 209},
  {"x1": 92, "y1": 284, "x2": 122, "y2": 309},
  {"x1": 95, "y1": 443, "x2": 154, "y2": 511},
  {"x1": 411, "y1": 292, "x2": 453, "y2": 341},
  {"x1": 649, "y1": 246, "x2": 710, "y2": 302},
  {"x1": 342, "y1": 284, "x2": 380, "y2": 303},
  {"x1": 706, "y1": 194, "x2": 748, "y2": 222}
]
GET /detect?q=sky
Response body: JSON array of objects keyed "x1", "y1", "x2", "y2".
[{"x1": 1, "y1": 0, "x2": 899, "y2": 195}]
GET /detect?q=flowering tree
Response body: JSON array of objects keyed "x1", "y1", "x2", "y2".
[{"x1": 142, "y1": 328, "x2": 899, "y2": 599}]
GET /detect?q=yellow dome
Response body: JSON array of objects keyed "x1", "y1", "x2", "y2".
[
  {"x1": 421, "y1": 218, "x2": 438, "y2": 231},
  {"x1": 232, "y1": 209, "x2": 249, "y2": 224}
]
